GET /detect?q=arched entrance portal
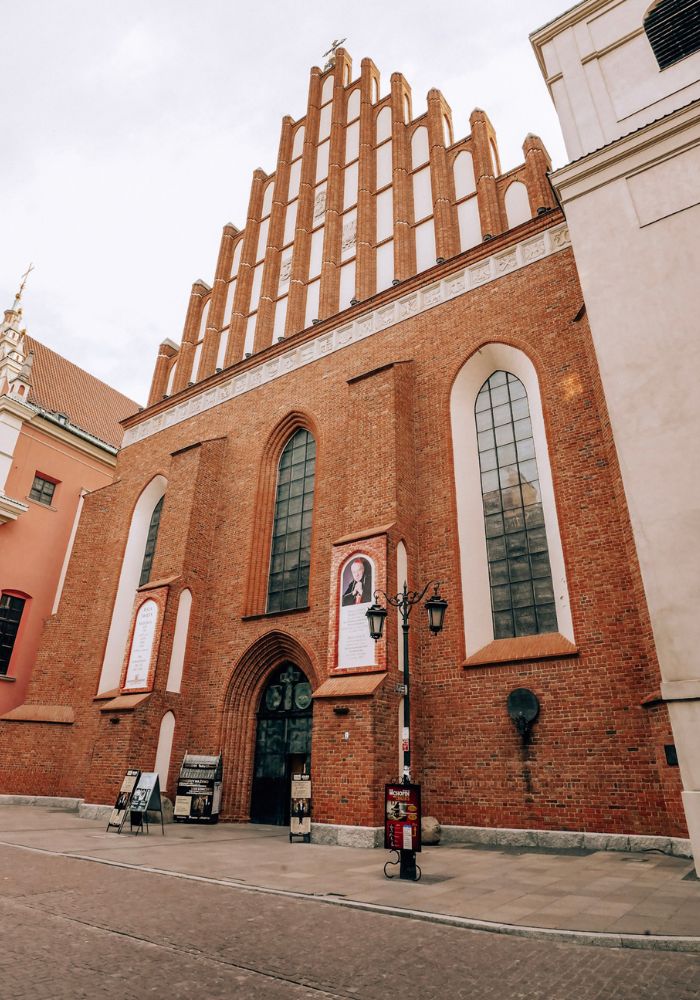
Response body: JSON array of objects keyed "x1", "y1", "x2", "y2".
[{"x1": 250, "y1": 663, "x2": 312, "y2": 825}]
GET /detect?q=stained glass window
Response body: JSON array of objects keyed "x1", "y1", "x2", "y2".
[
  {"x1": 267, "y1": 429, "x2": 315, "y2": 612},
  {"x1": 475, "y1": 371, "x2": 557, "y2": 638},
  {"x1": 139, "y1": 496, "x2": 164, "y2": 587}
]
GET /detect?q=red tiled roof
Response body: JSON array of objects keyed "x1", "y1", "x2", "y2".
[{"x1": 24, "y1": 336, "x2": 140, "y2": 448}]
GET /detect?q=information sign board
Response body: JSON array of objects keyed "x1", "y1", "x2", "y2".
[
  {"x1": 130, "y1": 772, "x2": 161, "y2": 813},
  {"x1": 290, "y1": 774, "x2": 311, "y2": 842},
  {"x1": 129, "y1": 772, "x2": 164, "y2": 835},
  {"x1": 173, "y1": 754, "x2": 223, "y2": 822},
  {"x1": 384, "y1": 783, "x2": 422, "y2": 853}
]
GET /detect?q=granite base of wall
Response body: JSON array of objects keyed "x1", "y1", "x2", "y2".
[
  {"x1": 0, "y1": 794, "x2": 82, "y2": 811},
  {"x1": 311, "y1": 823, "x2": 383, "y2": 848},
  {"x1": 440, "y1": 825, "x2": 694, "y2": 858},
  {"x1": 78, "y1": 802, "x2": 112, "y2": 821}
]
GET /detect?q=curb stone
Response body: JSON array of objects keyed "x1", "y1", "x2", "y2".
[{"x1": 0, "y1": 838, "x2": 698, "y2": 955}]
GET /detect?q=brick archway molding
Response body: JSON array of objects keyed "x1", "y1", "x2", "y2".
[{"x1": 219, "y1": 629, "x2": 320, "y2": 820}]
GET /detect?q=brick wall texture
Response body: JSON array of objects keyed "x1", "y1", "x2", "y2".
[
  {"x1": 0, "y1": 52, "x2": 685, "y2": 837},
  {"x1": 0, "y1": 220, "x2": 686, "y2": 838}
]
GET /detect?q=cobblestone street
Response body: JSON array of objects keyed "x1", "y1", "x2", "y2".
[{"x1": 1, "y1": 843, "x2": 699, "y2": 999}]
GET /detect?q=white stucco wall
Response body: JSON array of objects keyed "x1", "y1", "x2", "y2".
[
  {"x1": 561, "y1": 152, "x2": 700, "y2": 688},
  {"x1": 532, "y1": 0, "x2": 700, "y2": 160},
  {"x1": 533, "y1": 0, "x2": 700, "y2": 865}
]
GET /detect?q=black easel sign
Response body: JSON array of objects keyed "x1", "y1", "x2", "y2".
[
  {"x1": 129, "y1": 772, "x2": 164, "y2": 835},
  {"x1": 106, "y1": 769, "x2": 141, "y2": 833}
]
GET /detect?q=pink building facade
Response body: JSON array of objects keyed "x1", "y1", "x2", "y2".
[{"x1": 0, "y1": 289, "x2": 138, "y2": 713}]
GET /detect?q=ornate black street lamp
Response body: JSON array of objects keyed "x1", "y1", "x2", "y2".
[{"x1": 367, "y1": 579, "x2": 447, "y2": 880}]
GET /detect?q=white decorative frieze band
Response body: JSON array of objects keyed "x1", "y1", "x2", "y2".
[{"x1": 123, "y1": 224, "x2": 570, "y2": 447}]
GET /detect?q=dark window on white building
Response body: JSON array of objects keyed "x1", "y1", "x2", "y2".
[{"x1": 645, "y1": 0, "x2": 700, "y2": 69}]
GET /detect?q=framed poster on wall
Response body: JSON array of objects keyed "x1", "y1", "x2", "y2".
[
  {"x1": 337, "y1": 553, "x2": 376, "y2": 669},
  {"x1": 327, "y1": 533, "x2": 388, "y2": 674},
  {"x1": 119, "y1": 587, "x2": 168, "y2": 694}
]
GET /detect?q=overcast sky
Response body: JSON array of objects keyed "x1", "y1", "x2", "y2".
[{"x1": 2, "y1": 1, "x2": 570, "y2": 405}]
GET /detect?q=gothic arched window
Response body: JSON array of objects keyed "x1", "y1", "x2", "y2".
[
  {"x1": 139, "y1": 496, "x2": 164, "y2": 587},
  {"x1": 99, "y1": 475, "x2": 167, "y2": 694},
  {"x1": 267, "y1": 429, "x2": 315, "y2": 612},
  {"x1": 475, "y1": 371, "x2": 557, "y2": 638},
  {"x1": 644, "y1": 0, "x2": 700, "y2": 69}
]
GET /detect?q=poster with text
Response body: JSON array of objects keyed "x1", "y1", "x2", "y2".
[
  {"x1": 384, "y1": 783, "x2": 422, "y2": 853},
  {"x1": 123, "y1": 599, "x2": 159, "y2": 691},
  {"x1": 129, "y1": 772, "x2": 161, "y2": 813},
  {"x1": 290, "y1": 775, "x2": 312, "y2": 837},
  {"x1": 107, "y1": 768, "x2": 141, "y2": 829},
  {"x1": 174, "y1": 754, "x2": 223, "y2": 821},
  {"x1": 338, "y1": 554, "x2": 376, "y2": 669}
]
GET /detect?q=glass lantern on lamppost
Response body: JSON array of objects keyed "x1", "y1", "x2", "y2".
[
  {"x1": 366, "y1": 579, "x2": 447, "y2": 881},
  {"x1": 366, "y1": 602, "x2": 388, "y2": 641}
]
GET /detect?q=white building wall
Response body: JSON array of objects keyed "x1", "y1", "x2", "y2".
[
  {"x1": 532, "y1": 0, "x2": 700, "y2": 868},
  {"x1": 533, "y1": 0, "x2": 700, "y2": 160}
]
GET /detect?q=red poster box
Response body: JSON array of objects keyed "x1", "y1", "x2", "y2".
[{"x1": 384, "y1": 783, "x2": 422, "y2": 852}]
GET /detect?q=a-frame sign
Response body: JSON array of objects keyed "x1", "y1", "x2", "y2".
[
  {"x1": 106, "y1": 769, "x2": 141, "y2": 833},
  {"x1": 128, "y1": 772, "x2": 164, "y2": 835}
]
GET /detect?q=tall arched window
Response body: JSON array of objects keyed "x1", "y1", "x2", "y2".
[
  {"x1": 475, "y1": 371, "x2": 557, "y2": 638},
  {"x1": 139, "y1": 496, "x2": 164, "y2": 587},
  {"x1": 450, "y1": 343, "x2": 573, "y2": 655},
  {"x1": 98, "y1": 475, "x2": 167, "y2": 694},
  {"x1": 644, "y1": 0, "x2": 700, "y2": 69},
  {"x1": 267, "y1": 429, "x2": 315, "y2": 612}
]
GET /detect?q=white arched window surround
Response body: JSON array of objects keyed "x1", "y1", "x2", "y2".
[
  {"x1": 396, "y1": 540, "x2": 408, "y2": 674},
  {"x1": 166, "y1": 588, "x2": 192, "y2": 693},
  {"x1": 450, "y1": 343, "x2": 573, "y2": 654},
  {"x1": 98, "y1": 475, "x2": 168, "y2": 694},
  {"x1": 504, "y1": 180, "x2": 532, "y2": 230},
  {"x1": 155, "y1": 711, "x2": 176, "y2": 792}
]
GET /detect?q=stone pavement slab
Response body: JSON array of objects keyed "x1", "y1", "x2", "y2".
[
  {"x1": 0, "y1": 804, "x2": 697, "y2": 948},
  {"x1": 2, "y1": 845, "x2": 700, "y2": 1000}
]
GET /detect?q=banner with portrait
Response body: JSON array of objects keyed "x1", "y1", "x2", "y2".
[{"x1": 337, "y1": 554, "x2": 376, "y2": 669}]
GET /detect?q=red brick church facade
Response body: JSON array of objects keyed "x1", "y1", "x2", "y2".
[{"x1": 0, "y1": 49, "x2": 686, "y2": 844}]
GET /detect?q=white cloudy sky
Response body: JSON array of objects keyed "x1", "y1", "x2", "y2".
[{"x1": 2, "y1": 0, "x2": 570, "y2": 405}]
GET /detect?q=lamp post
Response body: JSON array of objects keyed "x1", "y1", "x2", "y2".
[{"x1": 366, "y1": 580, "x2": 447, "y2": 880}]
